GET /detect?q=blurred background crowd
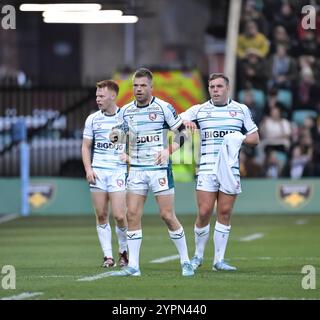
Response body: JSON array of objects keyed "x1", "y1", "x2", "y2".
[
  {"x1": 0, "y1": 0, "x2": 319, "y2": 179},
  {"x1": 235, "y1": 0, "x2": 320, "y2": 178}
]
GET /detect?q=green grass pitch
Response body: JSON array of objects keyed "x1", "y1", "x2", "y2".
[{"x1": 0, "y1": 214, "x2": 319, "y2": 300}]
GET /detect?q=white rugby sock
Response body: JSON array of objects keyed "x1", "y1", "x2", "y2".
[
  {"x1": 194, "y1": 224, "x2": 210, "y2": 259},
  {"x1": 127, "y1": 230, "x2": 142, "y2": 270},
  {"x1": 168, "y1": 227, "x2": 190, "y2": 264},
  {"x1": 116, "y1": 225, "x2": 128, "y2": 253},
  {"x1": 96, "y1": 223, "x2": 113, "y2": 258},
  {"x1": 213, "y1": 221, "x2": 231, "y2": 265}
]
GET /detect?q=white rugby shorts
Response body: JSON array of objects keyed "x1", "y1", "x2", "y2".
[
  {"x1": 127, "y1": 169, "x2": 174, "y2": 195},
  {"x1": 90, "y1": 168, "x2": 127, "y2": 192},
  {"x1": 196, "y1": 173, "x2": 242, "y2": 195}
]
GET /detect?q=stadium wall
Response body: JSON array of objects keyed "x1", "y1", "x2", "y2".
[{"x1": 0, "y1": 178, "x2": 319, "y2": 215}]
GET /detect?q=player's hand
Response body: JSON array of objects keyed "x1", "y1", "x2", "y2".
[
  {"x1": 155, "y1": 149, "x2": 170, "y2": 166},
  {"x1": 183, "y1": 120, "x2": 197, "y2": 132},
  {"x1": 109, "y1": 130, "x2": 119, "y2": 143},
  {"x1": 86, "y1": 168, "x2": 97, "y2": 184}
]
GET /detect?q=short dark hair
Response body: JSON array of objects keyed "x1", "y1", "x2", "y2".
[
  {"x1": 208, "y1": 73, "x2": 229, "y2": 85},
  {"x1": 96, "y1": 79, "x2": 119, "y2": 95},
  {"x1": 133, "y1": 68, "x2": 153, "y2": 81}
]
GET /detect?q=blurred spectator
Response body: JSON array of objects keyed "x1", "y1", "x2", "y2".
[
  {"x1": 265, "y1": 87, "x2": 279, "y2": 109},
  {"x1": 260, "y1": 103, "x2": 292, "y2": 155},
  {"x1": 285, "y1": 144, "x2": 313, "y2": 178},
  {"x1": 237, "y1": 20, "x2": 270, "y2": 59},
  {"x1": 267, "y1": 44, "x2": 298, "y2": 90},
  {"x1": 294, "y1": 29, "x2": 320, "y2": 57},
  {"x1": 236, "y1": 0, "x2": 320, "y2": 177},
  {"x1": 295, "y1": 56, "x2": 320, "y2": 109},
  {"x1": 239, "y1": 149, "x2": 264, "y2": 177},
  {"x1": 240, "y1": 0, "x2": 269, "y2": 35},
  {"x1": 311, "y1": 105, "x2": 320, "y2": 176},
  {"x1": 262, "y1": 0, "x2": 282, "y2": 23},
  {"x1": 238, "y1": 48, "x2": 268, "y2": 91},
  {"x1": 264, "y1": 150, "x2": 284, "y2": 178},
  {"x1": 272, "y1": 2, "x2": 298, "y2": 39},
  {"x1": 269, "y1": 25, "x2": 293, "y2": 55},
  {"x1": 238, "y1": 87, "x2": 265, "y2": 125},
  {"x1": 315, "y1": 101, "x2": 320, "y2": 135},
  {"x1": 290, "y1": 126, "x2": 315, "y2": 177},
  {"x1": 303, "y1": 115, "x2": 319, "y2": 141}
]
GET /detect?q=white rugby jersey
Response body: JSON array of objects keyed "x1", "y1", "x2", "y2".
[
  {"x1": 118, "y1": 96, "x2": 182, "y2": 170},
  {"x1": 180, "y1": 99, "x2": 258, "y2": 175},
  {"x1": 83, "y1": 109, "x2": 127, "y2": 172}
]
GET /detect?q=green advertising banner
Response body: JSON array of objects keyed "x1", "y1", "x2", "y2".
[{"x1": 0, "y1": 178, "x2": 319, "y2": 215}]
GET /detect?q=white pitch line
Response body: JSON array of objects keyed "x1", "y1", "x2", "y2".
[
  {"x1": 78, "y1": 254, "x2": 180, "y2": 281},
  {"x1": 229, "y1": 256, "x2": 271, "y2": 261},
  {"x1": 239, "y1": 233, "x2": 265, "y2": 242},
  {"x1": 0, "y1": 214, "x2": 19, "y2": 224},
  {"x1": 77, "y1": 271, "x2": 116, "y2": 282},
  {"x1": 38, "y1": 275, "x2": 75, "y2": 278},
  {"x1": 150, "y1": 255, "x2": 180, "y2": 263},
  {"x1": 230, "y1": 256, "x2": 319, "y2": 261},
  {"x1": 1, "y1": 292, "x2": 43, "y2": 300},
  {"x1": 295, "y1": 219, "x2": 307, "y2": 225},
  {"x1": 258, "y1": 297, "x2": 319, "y2": 300}
]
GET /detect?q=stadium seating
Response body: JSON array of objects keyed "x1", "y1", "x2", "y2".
[
  {"x1": 238, "y1": 89, "x2": 266, "y2": 109},
  {"x1": 277, "y1": 89, "x2": 292, "y2": 110},
  {"x1": 292, "y1": 109, "x2": 317, "y2": 126}
]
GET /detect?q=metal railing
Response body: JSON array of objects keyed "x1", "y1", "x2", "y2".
[{"x1": 0, "y1": 86, "x2": 96, "y2": 177}]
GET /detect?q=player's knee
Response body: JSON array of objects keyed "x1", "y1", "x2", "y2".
[
  {"x1": 198, "y1": 206, "x2": 212, "y2": 218},
  {"x1": 160, "y1": 210, "x2": 174, "y2": 224},
  {"x1": 95, "y1": 208, "x2": 107, "y2": 222},
  {"x1": 218, "y1": 205, "x2": 232, "y2": 217},
  {"x1": 96, "y1": 214, "x2": 107, "y2": 225},
  {"x1": 126, "y1": 209, "x2": 140, "y2": 224},
  {"x1": 113, "y1": 212, "x2": 126, "y2": 225}
]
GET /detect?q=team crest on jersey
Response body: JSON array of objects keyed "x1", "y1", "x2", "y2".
[
  {"x1": 149, "y1": 113, "x2": 157, "y2": 121},
  {"x1": 278, "y1": 183, "x2": 312, "y2": 208},
  {"x1": 117, "y1": 179, "x2": 124, "y2": 187},
  {"x1": 28, "y1": 183, "x2": 55, "y2": 209},
  {"x1": 158, "y1": 178, "x2": 166, "y2": 186},
  {"x1": 229, "y1": 111, "x2": 237, "y2": 117}
]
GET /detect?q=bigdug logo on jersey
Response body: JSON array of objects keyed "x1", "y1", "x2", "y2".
[
  {"x1": 136, "y1": 135, "x2": 160, "y2": 144},
  {"x1": 204, "y1": 130, "x2": 235, "y2": 138},
  {"x1": 95, "y1": 142, "x2": 124, "y2": 150}
]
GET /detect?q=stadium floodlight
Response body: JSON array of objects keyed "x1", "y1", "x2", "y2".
[
  {"x1": 43, "y1": 12, "x2": 138, "y2": 24},
  {"x1": 20, "y1": 3, "x2": 102, "y2": 12}
]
